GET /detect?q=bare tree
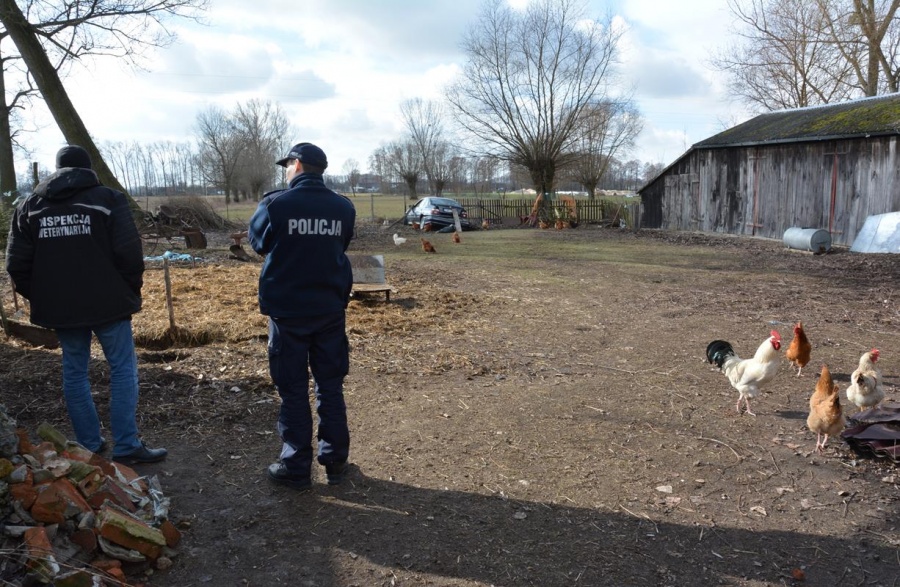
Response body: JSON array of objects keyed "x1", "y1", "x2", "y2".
[
  {"x1": 0, "y1": 32, "x2": 38, "y2": 198},
  {"x1": 400, "y1": 97, "x2": 446, "y2": 193},
  {"x1": 570, "y1": 99, "x2": 643, "y2": 199},
  {"x1": 641, "y1": 161, "x2": 666, "y2": 185},
  {"x1": 471, "y1": 155, "x2": 501, "y2": 197},
  {"x1": 428, "y1": 140, "x2": 462, "y2": 196},
  {"x1": 232, "y1": 98, "x2": 288, "y2": 201},
  {"x1": 818, "y1": 0, "x2": 900, "y2": 95},
  {"x1": 368, "y1": 147, "x2": 393, "y2": 194},
  {"x1": 447, "y1": 0, "x2": 621, "y2": 202},
  {"x1": 0, "y1": 0, "x2": 207, "y2": 203},
  {"x1": 342, "y1": 158, "x2": 360, "y2": 195},
  {"x1": 714, "y1": 0, "x2": 900, "y2": 111},
  {"x1": 384, "y1": 139, "x2": 422, "y2": 199},
  {"x1": 194, "y1": 105, "x2": 243, "y2": 203}
]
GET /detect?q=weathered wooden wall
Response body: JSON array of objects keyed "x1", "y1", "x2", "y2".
[{"x1": 640, "y1": 136, "x2": 900, "y2": 246}]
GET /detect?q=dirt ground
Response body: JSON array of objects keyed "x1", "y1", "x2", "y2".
[{"x1": 1, "y1": 224, "x2": 898, "y2": 587}]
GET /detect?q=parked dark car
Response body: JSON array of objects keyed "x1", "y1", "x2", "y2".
[{"x1": 403, "y1": 197, "x2": 471, "y2": 230}]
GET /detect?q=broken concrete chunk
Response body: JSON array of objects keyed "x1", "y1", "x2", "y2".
[
  {"x1": 64, "y1": 442, "x2": 97, "y2": 464},
  {"x1": 67, "y1": 461, "x2": 101, "y2": 484},
  {"x1": 44, "y1": 456, "x2": 73, "y2": 478},
  {"x1": 97, "y1": 503, "x2": 166, "y2": 559},
  {"x1": 0, "y1": 405, "x2": 19, "y2": 458},
  {"x1": 24, "y1": 526, "x2": 61, "y2": 580},
  {"x1": 53, "y1": 569, "x2": 101, "y2": 587},
  {"x1": 97, "y1": 535, "x2": 147, "y2": 563},
  {"x1": 7, "y1": 463, "x2": 28, "y2": 483},
  {"x1": 30, "y1": 478, "x2": 93, "y2": 524},
  {"x1": 0, "y1": 457, "x2": 14, "y2": 478},
  {"x1": 37, "y1": 422, "x2": 69, "y2": 453}
]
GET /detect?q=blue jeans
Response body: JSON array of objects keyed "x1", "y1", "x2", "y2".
[
  {"x1": 55, "y1": 319, "x2": 142, "y2": 456},
  {"x1": 268, "y1": 312, "x2": 350, "y2": 477}
]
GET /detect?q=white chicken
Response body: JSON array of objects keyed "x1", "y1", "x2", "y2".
[
  {"x1": 706, "y1": 331, "x2": 782, "y2": 416},
  {"x1": 845, "y1": 349, "x2": 884, "y2": 412},
  {"x1": 392, "y1": 233, "x2": 407, "y2": 246}
]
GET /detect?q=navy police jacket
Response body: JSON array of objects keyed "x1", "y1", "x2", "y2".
[
  {"x1": 248, "y1": 172, "x2": 356, "y2": 318},
  {"x1": 5, "y1": 167, "x2": 144, "y2": 329}
]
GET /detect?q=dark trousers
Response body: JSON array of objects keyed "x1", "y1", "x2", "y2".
[{"x1": 268, "y1": 312, "x2": 350, "y2": 477}]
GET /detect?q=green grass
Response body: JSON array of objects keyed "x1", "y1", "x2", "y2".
[
  {"x1": 138, "y1": 193, "x2": 416, "y2": 224},
  {"x1": 374, "y1": 229, "x2": 724, "y2": 275},
  {"x1": 136, "y1": 192, "x2": 636, "y2": 226},
  {"x1": 344, "y1": 194, "x2": 414, "y2": 222}
]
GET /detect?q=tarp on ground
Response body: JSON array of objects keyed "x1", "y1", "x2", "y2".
[{"x1": 850, "y1": 212, "x2": 900, "y2": 253}]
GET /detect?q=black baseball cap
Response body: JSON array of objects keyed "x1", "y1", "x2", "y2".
[{"x1": 275, "y1": 142, "x2": 328, "y2": 169}]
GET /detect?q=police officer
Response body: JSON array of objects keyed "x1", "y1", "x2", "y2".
[
  {"x1": 5, "y1": 145, "x2": 166, "y2": 464},
  {"x1": 248, "y1": 142, "x2": 356, "y2": 490}
]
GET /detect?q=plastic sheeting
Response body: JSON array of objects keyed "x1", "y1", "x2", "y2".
[
  {"x1": 144, "y1": 251, "x2": 202, "y2": 262},
  {"x1": 850, "y1": 212, "x2": 900, "y2": 254}
]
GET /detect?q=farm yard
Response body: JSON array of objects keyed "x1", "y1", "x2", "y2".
[{"x1": 1, "y1": 223, "x2": 899, "y2": 586}]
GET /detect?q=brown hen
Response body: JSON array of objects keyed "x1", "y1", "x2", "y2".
[
  {"x1": 806, "y1": 364, "x2": 844, "y2": 452},
  {"x1": 785, "y1": 321, "x2": 812, "y2": 376}
]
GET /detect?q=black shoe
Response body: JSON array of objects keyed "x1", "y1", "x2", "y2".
[
  {"x1": 114, "y1": 442, "x2": 167, "y2": 464},
  {"x1": 325, "y1": 462, "x2": 348, "y2": 485},
  {"x1": 267, "y1": 463, "x2": 312, "y2": 491}
]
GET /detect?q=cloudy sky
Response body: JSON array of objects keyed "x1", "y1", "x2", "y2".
[{"x1": 24, "y1": 0, "x2": 748, "y2": 176}]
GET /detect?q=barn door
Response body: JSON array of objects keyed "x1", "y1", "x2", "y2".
[{"x1": 824, "y1": 147, "x2": 848, "y2": 239}]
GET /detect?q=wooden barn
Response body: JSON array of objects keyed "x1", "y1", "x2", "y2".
[{"x1": 638, "y1": 94, "x2": 900, "y2": 247}]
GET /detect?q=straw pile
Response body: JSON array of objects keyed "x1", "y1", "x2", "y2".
[{"x1": 135, "y1": 264, "x2": 265, "y2": 349}]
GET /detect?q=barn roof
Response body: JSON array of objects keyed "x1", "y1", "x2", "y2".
[{"x1": 695, "y1": 93, "x2": 900, "y2": 149}]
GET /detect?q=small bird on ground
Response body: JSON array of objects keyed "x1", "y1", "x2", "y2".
[
  {"x1": 807, "y1": 364, "x2": 844, "y2": 453},
  {"x1": 706, "y1": 331, "x2": 782, "y2": 416},
  {"x1": 452, "y1": 231, "x2": 461, "y2": 243},
  {"x1": 785, "y1": 321, "x2": 812, "y2": 376},
  {"x1": 392, "y1": 233, "x2": 407, "y2": 246},
  {"x1": 421, "y1": 237, "x2": 436, "y2": 253},
  {"x1": 846, "y1": 349, "x2": 884, "y2": 412},
  {"x1": 481, "y1": 219, "x2": 490, "y2": 230}
]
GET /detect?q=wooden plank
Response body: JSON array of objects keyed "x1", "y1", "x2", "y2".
[{"x1": 351, "y1": 283, "x2": 394, "y2": 302}]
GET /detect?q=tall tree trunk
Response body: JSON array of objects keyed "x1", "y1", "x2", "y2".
[
  {"x1": 0, "y1": 53, "x2": 17, "y2": 199},
  {"x1": 0, "y1": 0, "x2": 135, "y2": 209}
]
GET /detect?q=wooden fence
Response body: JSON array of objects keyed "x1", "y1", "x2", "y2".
[{"x1": 456, "y1": 198, "x2": 642, "y2": 228}]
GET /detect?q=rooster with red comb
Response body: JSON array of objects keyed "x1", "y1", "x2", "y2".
[{"x1": 706, "y1": 331, "x2": 782, "y2": 415}]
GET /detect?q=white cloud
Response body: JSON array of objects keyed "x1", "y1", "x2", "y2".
[
  {"x1": 19, "y1": 0, "x2": 750, "y2": 176},
  {"x1": 606, "y1": 0, "x2": 749, "y2": 162}
]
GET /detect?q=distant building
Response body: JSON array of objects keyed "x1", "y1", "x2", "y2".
[{"x1": 638, "y1": 94, "x2": 900, "y2": 247}]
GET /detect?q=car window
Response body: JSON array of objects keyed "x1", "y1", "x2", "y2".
[{"x1": 429, "y1": 198, "x2": 460, "y2": 207}]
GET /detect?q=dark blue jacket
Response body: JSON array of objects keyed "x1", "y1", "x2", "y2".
[
  {"x1": 5, "y1": 167, "x2": 144, "y2": 328},
  {"x1": 248, "y1": 172, "x2": 355, "y2": 318}
]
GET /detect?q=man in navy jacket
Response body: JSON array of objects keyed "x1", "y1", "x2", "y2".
[
  {"x1": 5, "y1": 145, "x2": 166, "y2": 464},
  {"x1": 248, "y1": 142, "x2": 356, "y2": 490}
]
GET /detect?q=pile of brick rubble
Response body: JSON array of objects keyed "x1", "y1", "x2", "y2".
[{"x1": 0, "y1": 405, "x2": 180, "y2": 586}]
